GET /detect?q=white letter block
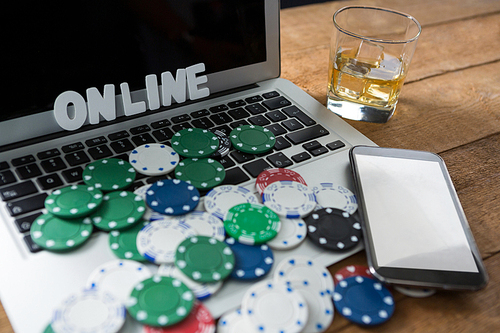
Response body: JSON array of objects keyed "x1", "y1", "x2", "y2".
[
  {"x1": 161, "y1": 69, "x2": 186, "y2": 106},
  {"x1": 145, "y1": 74, "x2": 161, "y2": 110},
  {"x1": 186, "y1": 63, "x2": 210, "y2": 100},
  {"x1": 86, "y1": 85, "x2": 116, "y2": 124},
  {"x1": 53, "y1": 91, "x2": 87, "y2": 131},
  {"x1": 120, "y1": 82, "x2": 146, "y2": 116}
]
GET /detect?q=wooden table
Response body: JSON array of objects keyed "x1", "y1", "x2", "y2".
[{"x1": 1, "y1": 0, "x2": 500, "y2": 331}]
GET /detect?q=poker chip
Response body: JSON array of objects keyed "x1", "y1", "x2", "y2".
[
  {"x1": 83, "y1": 158, "x2": 135, "y2": 191},
  {"x1": 86, "y1": 259, "x2": 153, "y2": 303},
  {"x1": 225, "y1": 238, "x2": 274, "y2": 280},
  {"x1": 204, "y1": 185, "x2": 259, "y2": 220},
  {"x1": 146, "y1": 179, "x2": 200, "y2": 215},
  {"x1": 175, "y1": 236, "x2": 235, "y2": 283},
  {"x1": 109, "y1": 221, "x2": 149, "y2": 261},
  {"x1": 224, "y1": 203, "x2": 281, "y2": 245},
  {"x1": 126, "y1": 275, "x2": 195, "y2": 327},
  {"x1": 137, "y1": 219, "x2": 197, "y2": 264},
  {"x1": 241, "y1": 279, "x2": 308, "y2": 333},
  {"x1": 42, "y1": 323, "x2": 55, "y2": 333},
  {"x1": 157, "y1": 264, "x2": 223, "y2": 300},
  {"x1": 30, "y1": 213, "x2": 93, "y2": 251},
  {"x1": 175, "y1": 158, "x2": 225, "y2": 190},
  {"x1": 333, "y1": 276, "x2": 395, "y2": 326},
  {"x1": 45, "y1": 185, "x2": 103, "y2": 219},
  {"x1": 285, "y1": 279, "x2": 334, "y2": 332},
  {"x1": 176, "y1": 211, "x2": 226, "y2": 241},
  {"x1": 229, "y1": 125, "x2": 275, "y2": 154},
  {"x1": 266, "y1": 217, "x2": 307, "y2": 250},
  {"x1": 217, "y1": 308, "x2": 254, "y2": 333},
  {"x1": 305, "y1": 208, "x2": 361, "y2": 251},
  {"x1": 334, "y1": 265, "x2": 372, "y2": 285},
  {"x1": 171, "y1": 128, "x2": 219, "y2": 158},
  {"x1": 143, "y1": 301, "x2": 215, "y2": 333},
  {"x1": 134, "y1": 184, "x2": 165, "y2": 221},
  {"x1": 211, "y1": 129, "x2": 231, "y2": 158},
  {"x1": 394, "y1": 286, "x2": 436, "y2": 298},
  {"x1": 312, "y1": 183, "x2": 358, "y2": 214},
  {"x1": 274, "y1": 255, "x2": 334, "y2": 296},
  {"x1": 52, "y1": 289, "x2": 126, "y2": 333},
  {"x1": 262, "y1": 180, "x2": 316, "y2": 218},
  {"x1": 255, "y1": 168, "x2": 307, "y2": 194},
  {"x1": 129, "y1": 144, "x2": 179, "y2": 176},
  {"x1": 90, "y1": 191, "x2": 146, "y2": 231}
]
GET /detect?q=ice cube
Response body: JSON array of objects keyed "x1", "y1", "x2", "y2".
[
  {"x1": 367, "y1": 54, "x2": 403, "y2": 81},
  {"x1": 355, "y1": 40, "x2": 384, "y2": 67}
]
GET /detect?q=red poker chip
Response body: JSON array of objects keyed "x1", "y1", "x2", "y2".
[
  {"x1": 255, "y1": 168, "x2": 307, "y2": 194},
  {"x1": 143, "y1": 302, "x2": 215, "y2": 333},
  {"x1": 333, "y1": 265, "x2": 372, "y2": 285}
]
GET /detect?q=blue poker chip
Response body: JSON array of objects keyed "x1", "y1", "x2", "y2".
[
  {"x1": 146, "y1": 179, "x2": 200, "y2": 215},
  {"x1": 262, "y1": 180, "x2": 316, "y2": 218},
  {"x1": 225, "y1": 238, "x2": 274, "y2": 280},
  {"x1": 333, "y1": 276, "x2": 395, "y2": 326}
]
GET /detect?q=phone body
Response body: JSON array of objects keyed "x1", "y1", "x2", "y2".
[{"x1": 349, "y1": 146, "x2": 488, "y2": 290}]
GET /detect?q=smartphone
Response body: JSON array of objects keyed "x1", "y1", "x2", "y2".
[{"x1": 349, "y1": 146, "x2": 488, "y2": 290}]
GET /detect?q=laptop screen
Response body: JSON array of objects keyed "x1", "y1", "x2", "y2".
[{"x1": 4, "y1": 0, "x2": 266, "y2": 122}]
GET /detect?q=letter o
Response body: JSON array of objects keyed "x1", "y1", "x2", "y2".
[{"x1": 53, "y1": 91, "x2": 87, "y2": 131}]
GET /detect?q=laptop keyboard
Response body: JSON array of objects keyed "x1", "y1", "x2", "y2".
[{"x1": 0, "y1": 91, "x2": 346, "y2": 253}]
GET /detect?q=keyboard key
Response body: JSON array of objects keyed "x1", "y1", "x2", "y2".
[
  {"x1": 266, "y1": 152, "x2": 293, "y2": 168},
  {"x1": 218, "y1": 156, "x2": 235, "y2": 169},
  {"x1": 310, "y1": 147, "x2": 329, "y2": 157},
  {"x1": 281, "y1": 119, "x2": 304, "y2": 131},
  {"x1": 282, "y1": 106, "x2": 316, "y2": 126},
  {"x1": 0, "y1": 161, "x2": 9, "y2": 171},
  {"x1": 37, "y1": 149, "x2": 60, "y2": 160},
  {"x1": 172, "y1": 123, "x2": 193, "y2": 132},
  {"x1": 243, "y1": 159, "x2": 271, "y2": 178},
  {"x1": 108, "y1": 130, "x2": 130, "y2": 141},
  {"x1": 171, "y1": 114, "x2": 191, "y2": 124},
  {"x1": 130, "y1": 125, "x2": 151, "y2": 135},
  {"x1": 12, "y1": 155, "x2": 36, "y2": 167},
  {"x1": 291, "y1": 152, "x2": 311, "y2": 163},
  {"x1": 212, "y1": 125, "x2": 232, "y2": 136},
  {"x1": 0, "y1": 170, "x2": 17, "y2": 186},
  {"x1": 230, "y1": 120, "x2": 249, "y2": 129},
  {"x1": 209, "y1": 104, "x2": 229, "y2": 113},
  {"x1": 152, "y1": 128, "x2": 174, "y2": 142},
  {"x1": 85, "y1": 136, "x2": 108, "y2": 147},
  {"x1": 62, "y1": 167, "x2": 84, "y2": 183},
  {"x1": 16, "y1": 163, "x2": 42, "y2": 180},
  {"x1": 265, "y1": 110, "x2": 287, "y2": 122},
  {"x1": 151, "y1": 119, "x2": 172, "y2": 129},
  {"x1": 248, "y1": 115, "x2": 271, "y2": 126},
  {"x1": 65, "y1": 151, "x2": 91, "y2": 166},
  {"x1": 228, "y1": 108, "x2": 250, "y2": 120},
  {"x1": 6, "y1": 193, "x2": 47, "y2": 217},
  {"x1": 222, "y1": 167, "x2": 250, "y2": 185},
  {"x1": 245, "y1": 103, "x2": 267, "y2": 115},
  {"x1": 37, "y1": 173, "x2": 63, "y2": 190},
  {"x1": 40, "y1": 157, "x2": 66, "y2": 173},
  {"x1": 245, "y1": 95, "x2": 264, "y2": 103},
  {"x1": 262, "y1": 97, "x2": 291, "y2": 110},
  {"x1": 264, "y1": 124, "x2": 287, "y2": 136},
  {"x1": 228, "y1": 100, "x2": 246, "y2": 108},
  {"x1": 326, "y1": 140, "x2": 346, "y2": 151},
  {"x1": 15, "y1": 212, "x2": 41, "y2": 233},
  {"x1": 24, "y1": 234, "x2": 43, "y2": 253},
  {"x1": 262, "y1": 91, "x2": 280, "y2": 99},
  {"x1": 190, "y1": 110, "x2": 210, "y2": 118},
  {"x1": 274, "y1": 136, "x2": 292, "y2": 151},
  {"x1": 210, "y1": 113, "x2": 232, "y2": 125},
  {"x1": 230, "y1": 151, "x2": 255, "y2": 164},
  {"x1": 285, "y1": 124, "x2": 329, "y2": 145},
  {"x1": 88, "y1": 145, "x2": 113, "y2": 160},
  {"x1": 191, "y1": 117, "x2": 215, "y2": 129},
  {"x1": 62, "y1": 142, "x2": 85, "y2": 153},
  {"x1": 131, "y1": 133, "x2": 156, "y2": 146},
  {"x1": 302, "y1": 140, "x2": 322, "y2": 151},
  {"x1": 0, "y1": 181, "x2": 37, "y2": 201},
  {"x1": 113, "y1": 154, "x2": 129, "y2": 161},
  {"x1": 110, "y1": 139, "x2": 135, "y2": 154}
]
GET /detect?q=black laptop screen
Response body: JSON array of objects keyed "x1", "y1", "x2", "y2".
[{"x1": 3, "y1": 0, "x2": 266, "y2": 122}]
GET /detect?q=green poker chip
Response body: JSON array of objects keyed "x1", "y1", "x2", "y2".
[
  {"x1": 83, "y1": 158, "x2": 136, "y2": 191},
  {"x1": 175, "y1": 236, "x2": 235, "y2": 283},
  {"x1": 45, "y1": 185, "x2": 103, "y2": 219},
  {"x1": 174, "y1": 158, "x2": 225, "y2": 190},
  {"x1": 126, "y1": 275, "x2": 194, "y2": 327},
  {"x1": 30, "y1": 213, "x2": 93, "y2": 252},
  {"x1": 171, "y1": 128, "x2": 219, "y2": 158},
  {"x1": 224, "y1": 203, "x2": 281, "y2": 245},
  {"x1": 229, "y1": 125, "x2": 276, "y2": 154},
  {"x1": 90, "y1": 191, "x2": 146, "y2": 231},
  {"x1": 109, "y1": 221, "x2": 149, "y2": 261}
]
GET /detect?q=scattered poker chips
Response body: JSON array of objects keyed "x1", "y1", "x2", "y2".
[
  {"x1": 109, "y1": 221, "x2": 149, "y2": 261},
  {"x1": 83, "y1": 158, "x2": 135, "y2": 191},
  {"x1": 224, "y1": 203, "x2": 281, "y2": 245},
  {"x1": 204, "y1": 185, "x2": 259, "y2": 220},
  {"x1": 134, "y1": 184, "x2": 165, "y2": 221},
  {"x1": 30, "y1": 213, "x2": 93, "y2": 251},
  {"x1": 51, "y1": 289, "x2": 126, "y2": 333},
  {"x1": 175, "y1": 236, "x2": 235, "y2": 283},
  {"x1": 146, "y1": 179, "x2": 200, "y2": 215},
  {"x1": 266, "y1": 217, "x2": 307, "y2": 250},
  {"x1": 333, "y1": 276, "x2": 395, "y2": 326},
  {"x1": 229, "y1": 125, "x2": 275, "y2": 154},
  {"x1": 312, "y1": 183, "x2": 358, "y2": 214},
  {"x1": 211, "y1": 129, "x2": 231, "y2": 158},
  {"x1": 126, "y1": 275, "x2": 195, "y2": 327},
  {"x1": 305, "y1": 208, "x2": 361, "y2": 251},
  {"x1": 262, "y1": 180, "x2": 316, "y2": 218},
  {"x1": 241, "y1": 279, "x2": 309, "y2": 333},
  {"x1": 176, "y1": 211, "x2": 226, "y2": 242},
  {"x1": 90, "y1": 191, "x2": 146, "y2": 231},
  {"x1": 129, "y1": 144, "x2": 180, "y2": 176},
  {"x1": 334, "y1": 265, "x2": 372, "y2": 285},
  {"x1": 45, "y1": 185, "x2": 103, "y2": 219},
  {"x1": 255, "y1": 168, "x2": 307, "y2": 194},
  {"x1": 175, "y1": 158, "x2": 225, "y2": 190},
  {"x1": 171, "y1": 128, "x2": 219, "y2": 158},
  {"x1": 225, "y1": 238, "x2": 274, "y2": 280},
  {"x1": 137, "y1": 219, "x2": 197, "y2": 264}
]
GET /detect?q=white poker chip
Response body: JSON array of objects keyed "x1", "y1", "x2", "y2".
[
  {"x1": 274, "y1": 255, "x2": 335, "y2": 296},
  {"x1": 262, "y1": 181, "x2": 316, "y2": 218},
  {"x1": 394, "y1": 286, "x2": 437, "y2": 298},
  {"x1": 285, "y1": 279, "x2": 334, "y2": 332},
  {"x1": 129, "y1": 143, "x2": 179, "y2": 176},
  {"x1": 86, "y1": 259, "x2": 153, "y2": 304},
  {"x1": 241, "y1": 279, "x2": 308, "y2": 333},
  {"x1": 51, "y1": 289, "x2": 126, "y2": 333},
  {"x1": 175, "y1": 211, "x2": 226, "y2": 241},
  {"x1": 133, "y1": 184, "x2": 165, "y2": 221},
  {"x1": 217, "y1": 308, "x2": 254, "y2": 333},
  {"x1": 312, "y1": 183, "x2": 358, "y2": 214},
  {"x1": 136, "y1": 219, "x2": 196, "y2": 264},
  {"x1": 204, "y1": 185, "x2": 259, "y2": 220},
  {"x1": 157, "y1": 264, "x2": 223, "y2": 300},
  {"x1": 267, "y1": 217, "x2": 307, "y2": 250}
]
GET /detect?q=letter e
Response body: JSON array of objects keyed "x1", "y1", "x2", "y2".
[{"x1": 186, "y1": 63, "x2": 210, "y2": 100}]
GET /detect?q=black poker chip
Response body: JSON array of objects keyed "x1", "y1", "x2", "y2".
[
  {"x1": 305, "y1": 207, "x2": 361, "y2": 251},
  {"x1": 211, "y1": 129, "x2": 231, "y2": 158}
]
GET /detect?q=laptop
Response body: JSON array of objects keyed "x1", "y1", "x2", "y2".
[{"x1": 0, "y1": 1, "x2": 375, "y2": 331}]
